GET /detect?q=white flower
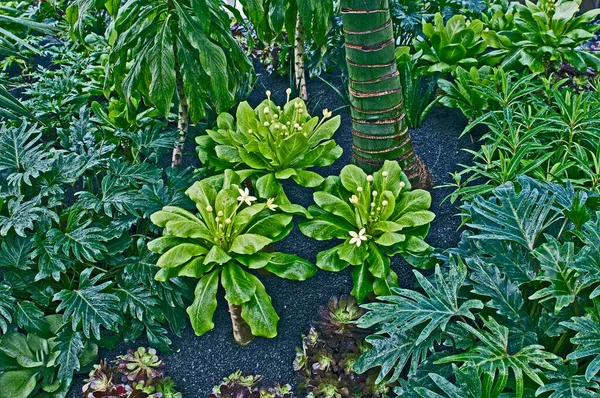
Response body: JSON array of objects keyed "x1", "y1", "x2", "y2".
[
  {"x1": 400, "y1": 181, "x2": 406, "y2": 189},
  {"x1": 372, "y1": 190, "x2": 378, "y2": 197},
  {"x1": 382, "y1": 171, "x2": 388, "y2": 178},
  {"x1": 286, "y1": 88, "x2": 292, "y2": 96},
  {"x1": 217, "y1": 211, "x2": 224, "y2": 217},
  {"x1": 357, "y1": 187, "x2": 363, "y2": 193},
  {"x1": 322, "y1": 108, "x2": 332, "y2": 119},
  {"x1": 264, "y1": 121, "x2": 270, "y2": 127},
  {"x1": 264, "y1": 107, "x2": 270, "y2": 114},
  {"x1": 206, "y1": 205, "x2": 213, "y2": 212},
  {"x1": 367, "y1": 175, "x2": 373, "y2": 182},
  {"x1": 382, "y1": 200, "x2": 388, "y2": 207},
  {"x1": 237, "y1": 188, "x2": 257, "y2": 206},
  {"x1": 225, "y1": 218, "x2": 232, "y2": 224},
  {"x1": 266, "y1": 197, "x2": 278, "y2": 211},
  {"x1": 349, "y1": 228, "x2": 367, "y2": 247},
  {"x1": 266, "y1": 90, "x2": 272, "y2": 97},
  {"x1": 349, "y1": 195, "x2": 359, "y2": 204}
]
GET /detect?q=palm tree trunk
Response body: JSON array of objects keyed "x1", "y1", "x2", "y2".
[
  {"x1": 228, "y1": 302, "x2": 254, "y2": 345},
  {"x1": 341, "y1": 0, "x2": 428, "y2": 186},
  {"x1": 294, "y1": 12, "x2": 308, "y2": 101}
]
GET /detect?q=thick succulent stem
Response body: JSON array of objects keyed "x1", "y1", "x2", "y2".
[
  {"x1": 294, "y1": 12, "x2": 308, "y2": 101},
  {"x1": 341, "y1": 0, "x2": 428, "y2": 187},
  {"x1": 228, "y1": 302, "x2": 254, "y2": 345},
  {"x1": 169, "y1": 12, "x2": 189, "y2": 168},
  {"x1": 171, "y1": 66, "x2": 189, "y2": 168}
]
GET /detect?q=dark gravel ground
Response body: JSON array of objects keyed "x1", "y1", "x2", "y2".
[{"x1": 68, "y1": 65, "x2": 477, "y2": 397}]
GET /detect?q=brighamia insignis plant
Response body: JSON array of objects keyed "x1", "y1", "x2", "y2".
[
  {"x1": 299, "y1": 161, "x2": 435, "y2": 302},
  {"x1": 196, "y1": 91, "x2": 342, "y2": 215},
  {"x1": 149, "y1": 170, "x2": 316, "y2": 345}
]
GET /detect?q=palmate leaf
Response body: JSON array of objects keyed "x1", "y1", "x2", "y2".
[
  {"x1": 467, "y1": 256, "x2": 526, "y2": 325},
  {"x1": 54, "y1": 329, "x2": 84, "y2": 382},
  {"x1": 13, "y1": 301, "x2": 45, "y2": 333},
  {"x1": 47, "y1": 212, "x2": 107, "y2": 262},
  {"x1": 530, "y1": 237, "x2": 586, "y2": 314},
  {"x1": 107, "y1": 159, "x2": 162, "y2": 186},
  {"x1": 464, "y1": 176, "x2": 558, "y2": 251},
  {"x1": 436, "y1": 317, "x2": 558, "y2": 398},
  {"x1": 53, "y1": 268, "x2": 121, "y2": 339},
  {"x1": 414, "y1": 365, "x2": 483, "y2": 398},
  {"x1": 0, "y1": 122, "x2": 54, "y2": 188},
  {"x1": 358, "y1": 258, "x2": 483, "y2": 342},
  {"x1": 572, "y1": 215, "x2": 600, "y2": 297},
  {"x1": 354, "y1": 258, "x2": 483, "y2": 383},
  {"x1": 0, "y1": 235, "x2": 32, "y2": 270},
  {"x1": 562, "y1": 302, "x2": 600, "y2": 381},
  {"x1": 114, "y1": 281, "x2": 160, "y2": 322},
  {"x1": 124, "y1": 239, "x2": 189, "y2": 308},
  {"x1": 76, "y1": 176, "x2": 146, "y2": 217},
  {"x1": 0, "y1": 198, "x2": 58, "y2": 237},
  {"x1": 0, "y1": 284, "x2": 15, "y2": 334},
  {"x1": 536, "y1": 375, "x2": 600, "y2": 397},
  {"x1": 31, "y1": 234, "x2": 69, "y2": 282},
  {"x1": 354, "y1": 329, "x2": 438, "y2": 384}
]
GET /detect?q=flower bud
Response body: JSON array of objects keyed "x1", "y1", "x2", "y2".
[
  {"x1": 372, "y1": 191, "x2": 378, "y2": 197},
  {"x1": 286, "y1": 88, "x2": 292, "y2": 95},
  {"x1": 357, "y1": 187, "x2": 363, "y2": 193},
  {"x1": 382, "y1": 200, "x2": 388, "y2": 207},
  {"x1": 350, "y1": 195, "x2": 359, "y2": 204},
  {"x1": 263, "y1": 107, "x2": 270, "y2": 114},
  {"x1": 206, "y1": 205, "x2": 213, "y2": 212},
  {"x1": 273, "y1": 114, "x2": 279, "y2": 119},
  {"x1": 264, "y1": 121, "x2": 270, "y2": 127},
  {"x1": 400, "y1": 181, "x2": 406, "y2": 189},
  {"x1": 371, "y1": 202, "x2": 376, "y2": 207},
  {"x1": 367, "y1": 175, "x2": 373, "y2": 182},
  {"x1": 382, "y1": 171, "x2": 388, "y2": 177},
  {"x1": 215, "y1": 217, "x2": 220, "y2": 222},
  {"x1": 299, "y1": 109, "x2": 303, "y2": 114},
  {"x1": 217, "y1": 211, "x2": 223, "y2": 217},
  {"x1": 225, "y1": 218, "x2": 231, "y2": 224},
  {"x1": 322, "y1": 109, "x2": 332, "y2": 118}
]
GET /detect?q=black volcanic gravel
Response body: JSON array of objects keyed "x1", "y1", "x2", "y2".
[{"x1": 67, "y1": 64, "x2": 477, "y2": 397}]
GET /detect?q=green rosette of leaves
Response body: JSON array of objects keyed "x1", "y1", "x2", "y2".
[
  {"x1": 299, "y1": 161, "x2": 435, "y2": 302},
  {"x1": 196, "y1": 91, "x2": 342, "y2": 215},
  {"x1": 413, "y1": 13, "x2": 490, "y2": 75},
  {"x1": 148, "y1": 170, "x2": 316, "y2": 345}
]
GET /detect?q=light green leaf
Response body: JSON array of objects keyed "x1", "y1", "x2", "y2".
[
  {"x1": 230, "y1": 234, "x2": 272, "y2": 255},
  {"x1": 187, "y1": 269, "x2": 220, "y2": 336},
  {"x1": 241, "y1": 276, "x2": 279, "y2": 338}
]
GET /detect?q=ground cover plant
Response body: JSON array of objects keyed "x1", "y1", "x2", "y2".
[
  {"x1": 354, "y1": 176, "x2": 600, "y2": 396},
  {"x1": 82, "y1": 347, "x2": 181, "y2": 397}
]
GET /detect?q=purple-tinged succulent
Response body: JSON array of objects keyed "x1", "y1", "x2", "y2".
[
  {"x1": 314, "y1": 296, "x2": 365, "y2": 339},
  {"x1": 84, "y1": 347, "x2": 180, "y2": 398},
  {"x1": 209, "y1": 371, "x2": 292, "y2": 398},
  {"x1": 294, "y1": 296, "x2": 394, "y2": 397},
  {"x1": 116, "y1": 347, "x2": 164, "y2": 382},
  {"x1": 82, "y1": 360, "x2": 129, "y2": 398}
]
